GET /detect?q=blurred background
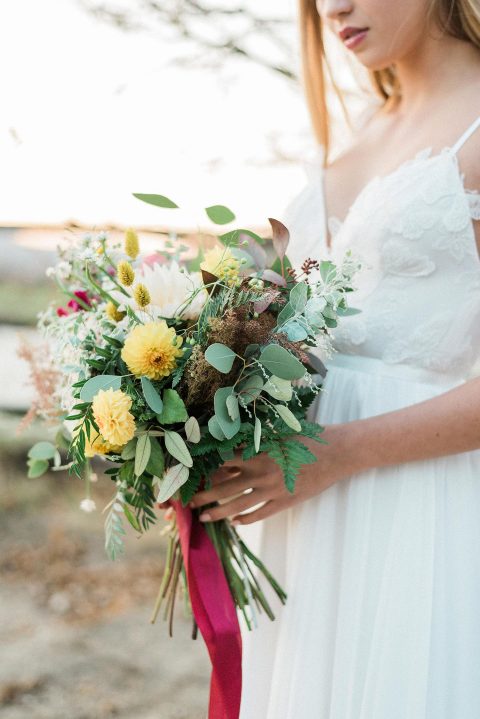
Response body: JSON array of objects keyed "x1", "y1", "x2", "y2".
[{"x1": 0, "y1": 1, "x2": 371, "y2": 717}]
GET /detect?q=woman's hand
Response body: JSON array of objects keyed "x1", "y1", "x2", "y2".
[{"x1": 188, "y1": 424, "x2": 361, "y2": 525}]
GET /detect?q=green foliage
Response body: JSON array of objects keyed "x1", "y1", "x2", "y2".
[
  {"x1": 205, "y1": 204, "x2": 236, "y2": 225},
  {"x1": 258, "y1": 344, "x2": 305, "y2": 380},
  {"x1": 204, "y1": 343, "x2": 236, "y2": 373},
  {"x1": 265, "y1": 438, "x2": 317, "y2": 493},
  {"x1": 141, "y1": 376, "x2": 164, "y2": 413},
  {"x1": 80, "y1": 374, "x2": 122, "y2": 402},
  {"x1": 132, "y1": 192, "x2": 179, "y2": 208},
  {"x1": 156, "y1": 389, "x2": 188, "y2": 424}
]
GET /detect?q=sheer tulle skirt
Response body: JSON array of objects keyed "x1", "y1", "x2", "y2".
[{"x1": 237, "y1": 352, "x2": 480, "y2": 719}]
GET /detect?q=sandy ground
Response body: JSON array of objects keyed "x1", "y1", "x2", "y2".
[{"x1": 0, "y1": 454, "x2": 211, "y2": 719}]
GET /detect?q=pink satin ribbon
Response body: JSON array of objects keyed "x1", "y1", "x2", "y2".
[{"x1": 170, "y1": 498, "x2": 243, "y2": 719}]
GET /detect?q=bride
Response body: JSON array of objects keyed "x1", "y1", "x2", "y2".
[{"x1": 189, "y1": 0, "x2": 480, "y2": 716}]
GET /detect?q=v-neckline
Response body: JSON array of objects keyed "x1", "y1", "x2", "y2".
[{"x1": 321, "y1": 145, "x2": 456, "y2": 252}]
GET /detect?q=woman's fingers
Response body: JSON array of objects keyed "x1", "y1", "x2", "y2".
[
  {"x1": 197, "y1": 488, "x2": 269, "y2": 522},
  {"x1": 190, "y1": 475, "x2": 252, "y2": 508},
  {"x1": 210, "y1": 465, "x2": 242, "y2": 486},
  {"x1": 231, "y1": 497, "x2": 289, "y2": 525}
]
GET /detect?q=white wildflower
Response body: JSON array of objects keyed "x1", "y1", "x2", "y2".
[
  {"x1": 111, "y1": 260, "x2": 208, "y2": 320},
  {"x1": 80, "y1": 498, "x2": 96, "y2": 513}
]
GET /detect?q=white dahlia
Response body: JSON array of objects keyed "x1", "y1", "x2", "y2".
[{"x1": 111, "y1": 260, "x2": 207, "y2": 320}]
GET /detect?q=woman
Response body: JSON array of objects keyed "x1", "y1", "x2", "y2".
[{"x1": 189, "y1": 1, "x2": 480, "y2": 716}]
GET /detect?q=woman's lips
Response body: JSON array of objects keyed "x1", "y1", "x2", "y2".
[{"x1": 342, "y1": 29, "x2": 369, "y2": 50}]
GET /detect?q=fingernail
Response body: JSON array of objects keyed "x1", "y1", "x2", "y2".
[
  {"x1": 199, "y1": 512, "x2": 211, "y2": 522},
  {"x1": 231, "y1": 520, "x2": 240, "y2": 526}
]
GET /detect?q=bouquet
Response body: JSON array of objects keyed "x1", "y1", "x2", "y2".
[{"x1": 21, "y1": 193, "x2": 360, "y2": 718}]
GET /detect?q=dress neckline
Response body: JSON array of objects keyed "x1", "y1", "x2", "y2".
[{"x1": 322, "y1": 145, "x2": 459, "y2": 251}]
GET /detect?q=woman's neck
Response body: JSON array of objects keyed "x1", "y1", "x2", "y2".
[{"x1": 392, "y1": 34, "x2": 480, "y2": 115}]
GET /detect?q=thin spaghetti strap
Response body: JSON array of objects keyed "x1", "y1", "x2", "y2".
[{"x1": 450, "y1": 115, "x2": 480, "y2": 154}]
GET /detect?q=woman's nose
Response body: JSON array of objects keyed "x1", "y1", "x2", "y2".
[{"x1": 317, "y1": 0, "x2": 354, "y2": 21}]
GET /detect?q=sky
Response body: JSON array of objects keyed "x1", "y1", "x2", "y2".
[{"x1": 0, "y1": 0, "x2": 323, "y2": 230}]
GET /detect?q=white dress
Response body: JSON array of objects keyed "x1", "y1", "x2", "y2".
[{"x1": 237, "y1": 115, "x2": 480, "y2": 719}]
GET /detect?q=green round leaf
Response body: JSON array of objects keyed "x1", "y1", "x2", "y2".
[
  {"x1": 80, "y1": 375, "x2": 122, "y2": 402},
  {"x1": 27, "y1": 458, "x2": 49, "y2": 478},
  {"x1": 205, "y1": 205, "x2": 236, "y2": 225},
  {"x1": 237, "y1": 374, "x2": 264, "y2": 406},
  {"x1": 208, "y1": 415, "x2": 226, "y2": 440},
  {"x1": 263, "y1": 376, "x2": 293, "y2": 401},
  {"x1": 132, "y1": 193, "x2": 179, "y2": 209},
  {"x1": 259, "y1": 344, "x2": 305, "y2": 381},
  {"x1": 214, "y1": 387, "x2": 241, "y2": 439},
  {"x1": 204, "y1": 343, "x2": 236, "y2": 373},
  {"x1": 28, "y1": 441, "x2": 57, "y2": 461}
]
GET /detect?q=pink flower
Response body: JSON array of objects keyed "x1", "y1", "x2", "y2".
[{"x1": 57, "y1": 290, "x2": 92, "y2": 316}]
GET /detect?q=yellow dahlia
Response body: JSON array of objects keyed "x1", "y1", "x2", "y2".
[
  {"x1": 91, "y1": 388, "x2": 136, "y2": 446},
  {"x1": 121, "y1": 321, "x2": 184, "y2": 380},
  {"x1": 200, "y1": 245, "x2": 241, "y2": 286},
  {"x1": 84, "y1": 428, "x2": 124, "y2": 457}
]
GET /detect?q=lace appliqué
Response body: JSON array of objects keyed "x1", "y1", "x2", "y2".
[{"x1": 381, "y1": 238, "x2": 436, "y2": 277}]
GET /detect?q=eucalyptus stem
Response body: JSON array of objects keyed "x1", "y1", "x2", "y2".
[{"x1": 150, "y1": 534, "x2": 176, "y2": 624}]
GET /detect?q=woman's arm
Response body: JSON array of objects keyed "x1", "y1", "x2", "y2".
[{"x1": 189, "y1": 374, "x2": 480, "y2": 525}]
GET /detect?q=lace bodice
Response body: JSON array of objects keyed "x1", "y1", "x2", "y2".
[{"x1": 282, "y1": 116, "x2": 480, "y2": 381}]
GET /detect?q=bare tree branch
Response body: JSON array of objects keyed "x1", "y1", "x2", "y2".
[{"x1": 78, "y1": 0, "x2": 297, "y2": 81}]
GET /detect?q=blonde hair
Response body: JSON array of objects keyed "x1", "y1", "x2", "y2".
[{"x1": 298, "y1": 0, "x2": 480, "y2": 165}]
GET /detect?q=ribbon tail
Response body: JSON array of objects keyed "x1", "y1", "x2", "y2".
[{"x1": 171, "y1": 499, "x2": 243, "y2": 719}]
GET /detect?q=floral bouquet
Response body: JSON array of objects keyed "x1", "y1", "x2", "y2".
[{"x1": 21, "y1": 193, "x2": 360, "y2": 718}]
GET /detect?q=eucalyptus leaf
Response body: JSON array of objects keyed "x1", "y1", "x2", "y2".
[
  {"x1": 132, "y1": 193, "x2": 178, "y2": 209},
  {"x1": 204, "y1": 343, "x2": 236, "y2": 373},
  {"x1": 263, "y1": 375, "x2": 293, "y2": 401},
  {"x1": 259, "y1": 344, "x2": 305, "y2": 380},
  {"x1": 275, "y1": 404, "x2": 302, "y2": 432},
  {"x1": 208, "y1": 415, "x2": 226, "y2": 440},
  {"x1": 27, "y1": 458, "x2": 49, "y2": 478},
  {"x1": 28, "y1": 441, "x2": 57, "y2": 461},
  {"x1": 254, "y1": 416, "x2": 261, "y2": 453},
  {"x1": 80, "y1": 375, "x2": 122, "y2": 402},
  {"x1": 205, "y1": 204, "x2": 236, "y2": 225},
  {"x1": 237, "y1": 373, "x2": 263, "y2": 406},
  {"x1": 184, "y1": 416, "x2": 201, "y2": 443},
  {"x1": 164, "y1": 430, "x2": 193, "y2": 467},
  {"x1": 214, "y1": 386, "x2": 241, "y2": 439},
  {"x1": 135, "y1": 434, "x2": 151, "y2": 477},
  {"x1": 157, "y1": 463, "x2": 190, "y2": 503},
  {"x1": 226, "y1": 394, "x2": 240, "y2": 421},
  {"x1": 141, "y1": 376, "x2": 163, "y2": 413},
  {"x1": 121, "y1": 438, "x2": 137, "y2": 460},
  {"x1": 157, "y1": 389, "x2": 188, "y2": 424}
]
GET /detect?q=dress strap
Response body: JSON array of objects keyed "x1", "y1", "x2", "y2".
[{"x1": 450, "y1": 116, "x2": 480, "y2": 154}]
